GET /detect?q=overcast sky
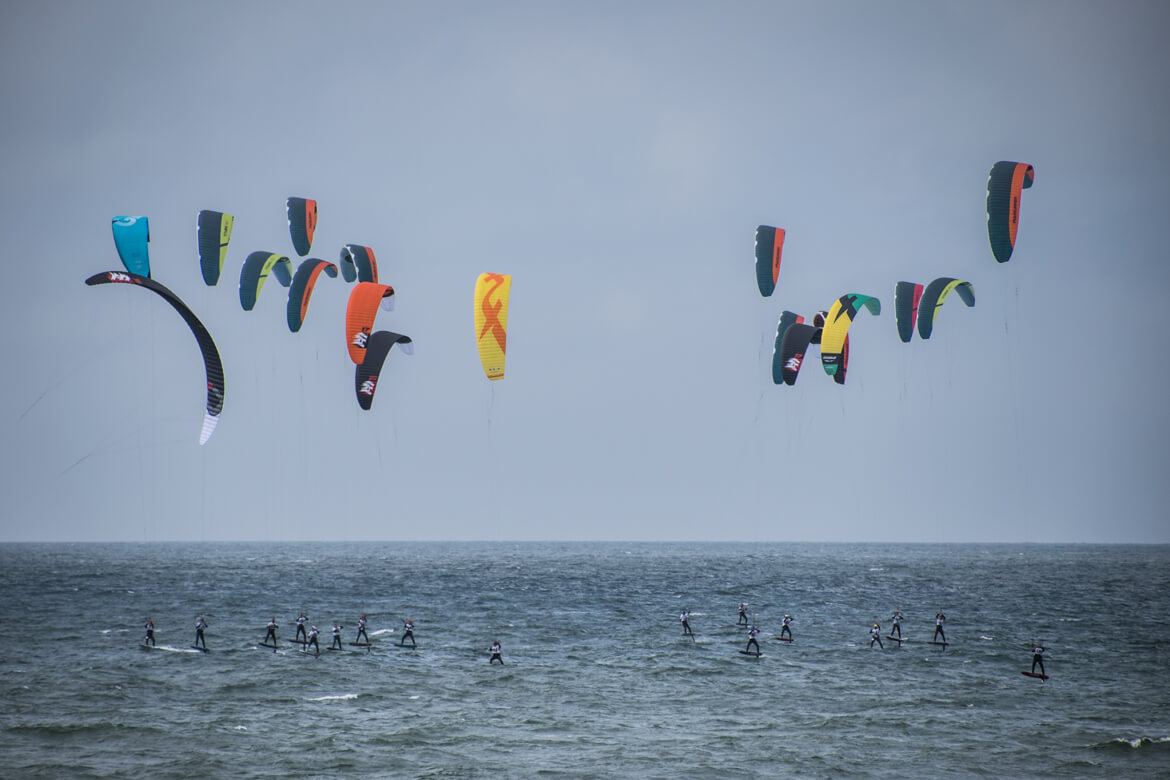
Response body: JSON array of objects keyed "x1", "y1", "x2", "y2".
[{"x1": 2, "y1": 1, "x2": 1168, "y2": 543}]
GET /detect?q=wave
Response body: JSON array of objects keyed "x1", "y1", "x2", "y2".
[
  {"x1": 307, "y1": 693, "x2": 360, "y2": 702},
  {"x1": 1090, "y1": 736, "x2": 1170, "y2": 753}
]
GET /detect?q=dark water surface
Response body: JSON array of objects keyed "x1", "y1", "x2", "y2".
[{"x1": 2, "y1": 543, "x2": 1168, "y2": 778}]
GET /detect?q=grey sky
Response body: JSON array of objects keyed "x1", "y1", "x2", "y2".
[{"x1": 2, "y1": 1, "x2": 1168, "y2": 542}]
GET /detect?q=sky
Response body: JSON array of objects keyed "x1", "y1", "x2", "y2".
[{"x1": 2, "y1": 1, "x2": 1168, "y2": 543}]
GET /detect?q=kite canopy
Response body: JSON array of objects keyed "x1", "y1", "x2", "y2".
[
  {"x1": 917, "y1": 278, "x2": 975, "y2": 339},
  {"x1": 770, "y1": 311, "x2": 804, "y2": 385},
  {"x1": 85, "y1": 271, "x2": 225, "y2": 445},
  {"x1": 754, "y1": 225, "x2": 785, "y2": 297},
  {"x1": 287, "y1": 197, "x2": 317, "y2": 256},
  {"x1": 778, "y1": 323, "x2": 821, "y2": 386},
  {"x1": 474, "y1": 273, "x2": 511, "y2": 380},
  {"x1": 987, "y1": 161, "x2": 1034, "y2": 263},
  {"x1": 112, "y1": 216, "x2": 151, "y2": 277},
  {"x1": 346, "y1": 282, "x2": 396, "y2": 364},
  {"x1": 340, "y1": 244, "x2": 378, "y2": 284},
  {"x1": 895, "y1": 281, "x2": 925, "y2": 343},
  {"x1": 821, "y1": 294, "x2": 880, "y2": 377},
  {"x1": 239, "y1": 252, "x2": 293, "y2": 311},
  {"x1": 287, "y1": 259, "x2": 338, "y2": 332},
  {"x1": 356, "y1": 331, "x2": 414, "y2": 410},
  {"x1": 197, "y1": 210, "x2": 234, "y2": 286}
]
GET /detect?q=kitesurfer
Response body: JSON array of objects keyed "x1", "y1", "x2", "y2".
[
  {"x1": 401, "y1": 619, "x2": 416, "y2": 647},
  {"x1": 306, "y1": 625, "x2": 320, "y2": 655},
  {"x1": 194, "y1": 617, "x2": 208, "y2": 650},
  {"x1": 489, "y1": 640, "x2": 503, "y2": 665},
  {"x1": 779, "y1": 615, "x2": 793, "y2": 640},
  {"x1": 933, "y1": 610, "x2": 947, "y2": 643},
  {"x1": 295, "y1": 612, "x2": 308, "y2": 643},
  {"x1": 144, "y1": 618, "x2": 155, "y2": 646},
  {"x1": 870, "y1": 623, "x2": 884, "y2": 649},
  {"x1": 746, "y1": 625, "x2": 761, "y2": 656},
  {"x1": 356, "y1": 615, "x2": 369, "y2": 644},
  {"x1": 264, "y1": 617, "x2": 278, "y2": 646},
  {"x1": 890, "y1": 610, "x2": 904, "y2": 639},
  {"x1": 680, "y1": 610, "x2": 693, "y2": 637},
  {"x1": 1031, "y1": 643, "x2": 1046, "y2": 676},
  {"x1": 331, "y1": 623, "x2": 344, "y2": 650},
  {"x1": 737, "y1": 603, "x2": 749, "y2": 626}
]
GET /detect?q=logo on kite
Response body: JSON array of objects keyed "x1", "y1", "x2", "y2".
[
  {"x1": 359, "y1": 377, "x2": 377, "y2": 397},
  {"x1": 353, "y1": 331, "x2": 369, "y2": 348},
  {"x1": 785, "y1": 355, "x2": 802, "y2": 372}
]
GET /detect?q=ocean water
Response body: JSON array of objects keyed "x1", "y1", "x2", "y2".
[{"x1": 1, "y1": 542, "x2": 1168, "y2": 778}]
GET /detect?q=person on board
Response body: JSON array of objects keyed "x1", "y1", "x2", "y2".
[
  {"x1": 1031, "y1": 643, "x2": 1046, "y2": 676},
  {"x1": 401, "y1": 618, "x2": 416, "y2": 647},
  {"x1": 355, "y1": 615, "x2": 369, "y2": 644},
  {"x1": 779, "y1": 614, "x2": 793, "y2": 640},
  {"x1": 264, "y1": 617, "x2": 278, "y2": 646},
  {"x1": 144, "y1": 617, "x2": 156, "y2": 646},
  {"x1": 746, "y1": 625, "x2": 761, "y2": 656},
  {"x1": 890, "y1": 609, "x2": 904, "y2": 639},
  {"x1": 331, "y1": 623, "x2": 344, "y2": 650},
  {"x1": 933, "y1": 610, "x2": 947, "y2": 643},
  {"x1": 737, "y1": 603, "x2": 749, "y2": 626},
  {"x1": 870, "y1": 623, "x2": 884, "y2": 649},
  {"x1": 306, "y1": 625, "x2": 320, "y2": 655},
  {"x1": 295, "y1": 613, "x2": 308, "y2": 643},
  {"x1": 680, "y1": 609, "x2": 693, "y2": 637},
  {"x1": 194, "y1": 617, "x2": 208, "y2": 650},
  {"x1": 489, "y1": 640, "x2": 503, "y2": 665}
]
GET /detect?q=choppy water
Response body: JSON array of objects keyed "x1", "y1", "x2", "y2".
[{"x1": 1, "y1": 542, "x2": 1168, "y2": 778}]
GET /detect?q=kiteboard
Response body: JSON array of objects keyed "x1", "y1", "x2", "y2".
[
  {"x1": 738, "y1": 650, "x2": 763, "y2": 657},
  {"x1": 887, "y1": 635, "x2": 905, "y2": 643},
  {"x1": 1021, "y1": 671, "x2": 1048, "y2": 680},
  {"x1": 348, "y1": 642, "x2": 371, "y2": 648},
  {"x1": 927, "y1": 641, "x2": 948, "y2": 647},
  {"x1": 190, "y1": 646, "x2": 209, "y2": 653},
  {"x1": 259, "y1": 642, "x2": 278, "y2": 650},
  {"x1": 774, "y1": 636, "x2": 793, "y2": 642},
  {"x1": 396, "y1": 642, "x2": 418, "y2": 648},
  {"x1": 140, "y1": 643, "x2": 156, "y2": 650}
]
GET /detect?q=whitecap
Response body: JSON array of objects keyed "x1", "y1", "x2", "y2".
[
  {"x1": 307, "y1": 693, "x2": 359, "y2": 702},
  {"x1": 235, "y1": 725, "x2": 248, "y2": 731},
  {"x1": 408, "y1": 695, "x2": 420, "y2": 700}
]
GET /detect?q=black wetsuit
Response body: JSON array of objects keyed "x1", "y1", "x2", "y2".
[
  {"x1": 870, "y1": 627, "x2": 884, "y2": 648},
  {"x1": 144, "y1": 623, "x2": 155, "y2": 646},
  {"x1": 890, "y1": 614, "x2": 903, "y2": 638},
  {"x1": 356, "y1": 619, "x2": 368, "y2": 643},
  {"x1": 680, "y1": 613, "x2": 692, "y2": 636},
  {"x1": 489, "y1": 643, "x2": 503, "y2": 664},
  {"x1": 331, "y1": 627, "x2": 343, "y2": 650},
  {"x1": 1031, "y1": 647, "x2": 1046, "y2": 675},
  {"x1": 933, "y1": 614, "x2": 946, "y2": 642},
  {"x1": 296, "y1": 617, "x2": 308, "y2": 643},
  {"x1": 264, "y1": 622, "x2": 278, "y2": 645},
  {"x1": 307, "y1": 629, "x2": 319, "y2": 654},
  {"x1": 195, "y1": 620, "x2": 207, "y2": 649},
  {"x1": 746, "y1": 627, "x2": 760, "y2": 655},
  {"x1": 401, "y1": 622, "x2": 416, "y2": 647},
  {"x1": 737, "y1": 606, "x2": 748, "y2": 626}
]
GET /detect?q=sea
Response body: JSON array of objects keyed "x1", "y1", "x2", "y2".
[{"x1": 1, "y1": 542, "x2": 1168, "y2": 778}]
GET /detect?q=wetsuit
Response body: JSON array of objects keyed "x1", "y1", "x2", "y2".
[
  {"x1": 331, "y1": 625, "x2": 343, "y2": 649},
  {"x1": 680, "y1": 611, "x2": 693, "y2": 636},
  {"x1": 737, "y1": 604, "x2": 749, "y2": 626},
  {"x1": 890, "y1": 612, "x2": 903, "y2": 639},
  {"x1": 1031, "y1": 645, "x2": 1046, "y2": 675},
  {"x1": 780, "y1": 616, "x2": 793, "y2": 640},
  {"x1": 307, "y1": 627, "x2": 320, "y2": 654},
  {"x1": 264, "y1": 620, "x2": 278, "y2": 646},
  {"x1": 870, "y1": 625, "x2": 884, "y2": 648},
  {"x1": 144, "y1": 621, "x2": 155, "y2": 646},
  {"x1": 296, "y1": 615, "x2": 308, "y2": 643},
  {"x1": 195, "y1": 619, "x2": 207, "y2": 649},
  {"x1": 489, "y1": 642, "x2": 503, "y2": 665},
  {"x1": 401, "y1": 620, "x2": 416, "y2": 647},
  {"x1": 933, "y1": 612, "x2": 947, "y2": 642},
  {"x1": 356, "y1": 617, "x2": 368, "y2": 643},
  {"x1": 746, "y1": 626, "x2": 760, "y2": 655}
]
